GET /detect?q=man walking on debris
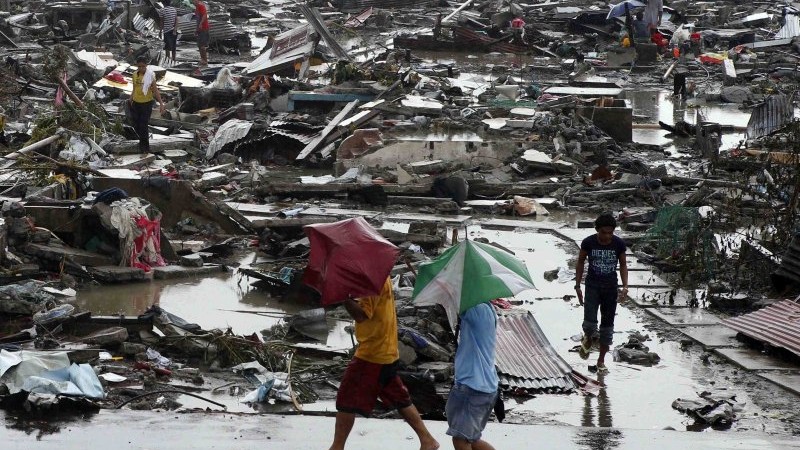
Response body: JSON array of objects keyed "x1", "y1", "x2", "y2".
[
  {"x1": 574, "y1": 213, "x2": 628, "y2": 373},
  {"x1": 128, "y1": 55, "x2": 165, "y2": 153},
  {"x1": 159, "y1": 0, "x2": 178, "y2": 63},
  {"x1": 447, "y1": 302, "x2": 499, "y2": 450},
  {"x1": 193, "y1": 0, "x2": 210, "y2": 68},
  {"x1": 329, "y1": 277, "x2": 439, "y2": 450}
]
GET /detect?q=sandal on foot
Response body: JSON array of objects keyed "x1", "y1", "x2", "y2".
[{"x1": 597, "y1": 363, "x2": 609, "y2": 373}]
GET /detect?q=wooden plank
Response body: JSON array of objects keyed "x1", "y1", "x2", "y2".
[
  {"x1": 296, "y1": 100, "x2": 359, "y2": 160},
  {"x1": 723, "y1": 59, "x2": 737, "y2": 86}
]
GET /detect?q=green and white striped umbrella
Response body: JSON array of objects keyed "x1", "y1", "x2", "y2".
[{"x1": 412, "y1": 239, "x2": 536, "y2": 329}]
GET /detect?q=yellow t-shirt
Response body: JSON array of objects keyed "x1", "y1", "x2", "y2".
[
  {"x1": 354, "y1": 278, "x2": 399, "y2": 364},
  {"x1": 131, "y1": 71, "x2": 154, "y2": 103}
]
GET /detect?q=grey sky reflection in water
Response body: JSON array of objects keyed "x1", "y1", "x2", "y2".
[{"x1": 576, "y1": 370, "x2": 621, "y2": 449}]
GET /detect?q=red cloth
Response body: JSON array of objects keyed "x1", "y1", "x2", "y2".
[
  {"x1": 303, "y1": 217, "x2": 399, "y2": 305},
  {"x1": 511, "y1": 18, "x2": 526, "y2": 28},
  {"x1": 195, "y1": 2, "x2": 210, "y2": 31},
  {"x1": 336, "y1": 357, "x2": 411, "y2": 416},
  {"x1": 105, "y1": 71, "x2": 127, "y2": 84},
  {"x1": 129, "y1": 215, "x2": 166, "y2": 272},
  {"x1": 651, "y1": 32, "x2": 668, "y2": 48}
]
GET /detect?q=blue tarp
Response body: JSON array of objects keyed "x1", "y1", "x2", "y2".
[{"x1": 607, "y1": 0, "x2": 646, "y2": 20}]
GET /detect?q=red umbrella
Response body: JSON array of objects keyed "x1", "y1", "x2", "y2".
[{"x1": 303, "y1": 217, "x2": 399, "y2": 305}]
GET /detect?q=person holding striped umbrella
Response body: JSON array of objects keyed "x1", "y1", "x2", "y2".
[{"x1": 413, "y1": 238, "x2": 535, "y2": 450}]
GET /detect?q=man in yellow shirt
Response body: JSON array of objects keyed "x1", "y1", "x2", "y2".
[
  {"x1": 129, "y1": 55, "x2": 165, "y2": 153},
  {"x1": 329, "y1": 277, "x2": 439, "y2": 450}
]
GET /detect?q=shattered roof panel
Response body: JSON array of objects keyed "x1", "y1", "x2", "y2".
[
  {"x1": 245, "y1": 25, "x2": 315, "y2": 76},
  {"x1": 776, "y1": 15, "x2": 800, "y2": 39},
  {"x1": 746, "y1": 94, "x2": 793, "y2": 139},
  {"x1": 722, "y1": 300, "x2": 800, "y2": 358},
  {"x1": 206, "y1": 119, "x2": 254, "y2": 159},
  {"x1": 495, "y1": 309, "x2": 577, "y2": 393}
]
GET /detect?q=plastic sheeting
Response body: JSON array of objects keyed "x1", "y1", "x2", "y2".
[
  {"x1": 22, "y1": 363, "x2": 105, "y2": 399},
  {"x1": 0, "y1": 350, "x2": 103, "y2": 398}
]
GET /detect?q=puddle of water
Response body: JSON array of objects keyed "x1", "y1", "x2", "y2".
[
  {"x1": 627, "y1": 90, "x2": 749, "y2": 151},
  {"x1": 470, "y1": 225, "x2": 770, "y2": 432},
  {"x1": 73, "y1": 254, "x2": 352, "y2": 349}
]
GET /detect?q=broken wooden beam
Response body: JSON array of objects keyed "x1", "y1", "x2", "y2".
[
  {"x1": 4, "y1": 129, "x2": 67, "y2": 159},
  {"x1": 296, "y1": 100, "x2": 359, "y2": 161}
]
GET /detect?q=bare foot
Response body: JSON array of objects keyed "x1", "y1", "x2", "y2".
[{"x1": 421, "y1": 437, "x2": 440, "y2": 450}]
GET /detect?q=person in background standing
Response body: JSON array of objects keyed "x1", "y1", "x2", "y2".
[
  {"x1": 159, "y1": 0, "x2": 178, "y2": 63},
  {"x1": 193, "y1": 0, "x2": 210, "y2": 67},
  {"x1": 643, "y1": 0, "x2": 663, "y2": 32},
  {"x1": 129, "y1": 55, "x2": 165, "y2": 153},
  {"x1": 574, "y1": 213, "x2": 628, "y2": 373},
  {"x1": 446, "y1": 302, "x2": 499, "y2": 450}
]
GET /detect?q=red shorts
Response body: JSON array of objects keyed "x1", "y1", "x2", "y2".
[{"x1": 336, "y1": 357, "x2": 412, "y2": 417}]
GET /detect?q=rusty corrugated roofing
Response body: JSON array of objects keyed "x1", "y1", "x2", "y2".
[
  {"x1": 722, "y1": 300, "x2": 800, "y2": 357},
  {"x1": 495, "y1": 309, "x2": 577, "y2": 393}
]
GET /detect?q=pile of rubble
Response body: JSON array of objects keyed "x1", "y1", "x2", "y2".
[{"x1": 1, "y1": 0, "x2": 800, "y2": 422}]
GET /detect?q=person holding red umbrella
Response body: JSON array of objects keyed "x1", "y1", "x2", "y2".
[{"x1": 328, "y1": 277, "x2": 439, "y2": 450}]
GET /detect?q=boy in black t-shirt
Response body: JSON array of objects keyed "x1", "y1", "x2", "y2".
[{"x1": 574, "y1": 214, "x2": 628, "y2": 373}]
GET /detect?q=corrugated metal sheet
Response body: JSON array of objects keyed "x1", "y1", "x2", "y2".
[
  {"x1": 776, "y1": 14, "x2": 800, "y2": 40},
  {"x1": 722, "y1": 299, "x2": 800, "y2": 357},
  {"x1": 176, "y1": 17, "x2": 245, "y2": 43},
  {"x1": 746, "y1": 93, "x2": 793, "y2": 139},
  {"x1": 336, "y1": 0, "x2": 435, "y2": 13},
  {"x1": 495, "y1": 309, "x2": 577, "y2": 394},
  {"x1": 206, "y1": 119, "x2": 253, "y2": 158}
]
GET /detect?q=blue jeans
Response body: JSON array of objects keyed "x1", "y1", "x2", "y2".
[
  {"x1": 582, "y1": 285, "x2": 618, "y2": 346},
  {"x1": 446, "y1": 383, "x2": 497, "y2": 443}
]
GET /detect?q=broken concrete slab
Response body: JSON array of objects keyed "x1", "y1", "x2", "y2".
[
  {"x1": 88, "y1": 266, "x2": 149, "y2": 283},
  {"x1": 679, "y1": 326, "x2": 743, "y2": 349},
  {"x1": 152, "y1": 264, "x2": 226, "y2": 280},
  {"x1": 714, "y1": 348, "x2": 800, "y2": 371},
  {"x1": 647, "y1": 307, "x2": 722, "y2": 327},
  {"x1": 757, "y1": 372, "x2": 800, "y2": 397}
]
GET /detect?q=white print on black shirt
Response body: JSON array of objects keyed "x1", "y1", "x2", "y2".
[{"x1": 590, "y1": 249, "x2": 618, "y2": 277}]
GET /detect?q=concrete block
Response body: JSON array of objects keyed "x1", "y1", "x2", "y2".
[
  {"x1": 679, "y1": 325, "x2": 743, "y2": 348},
  {"x1": 714, "y1": 348, "x2": 800, "y2": 371},
  {"x1": 647, "y1": 307, "x2": 722, "y2": 327},
  {"x1": 180, "y1": 253, "x2": 204, "y2": 267},
  {"x1": 153, "y1": 264, "x2": 225, "y2": 280},
  {"x1": 634, "y1": 43, "x2": 658, "y2": 65},
  {"x1": 88, "y1": 266, "x2": 148, "y2": 283}
]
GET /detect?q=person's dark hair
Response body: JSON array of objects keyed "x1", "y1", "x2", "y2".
[
  {"x1": 635, "y1": 11, "x2": 643, "y2": 20},
  {"x1": 595, "y1": 213, "x2": 616, "y2": 229},
  {"x1": 136, "y1": 55, "x2": 149, "y2": 64},
  {"x1": 163, "y1": 0, "x2": 171, "y2": 5}
]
